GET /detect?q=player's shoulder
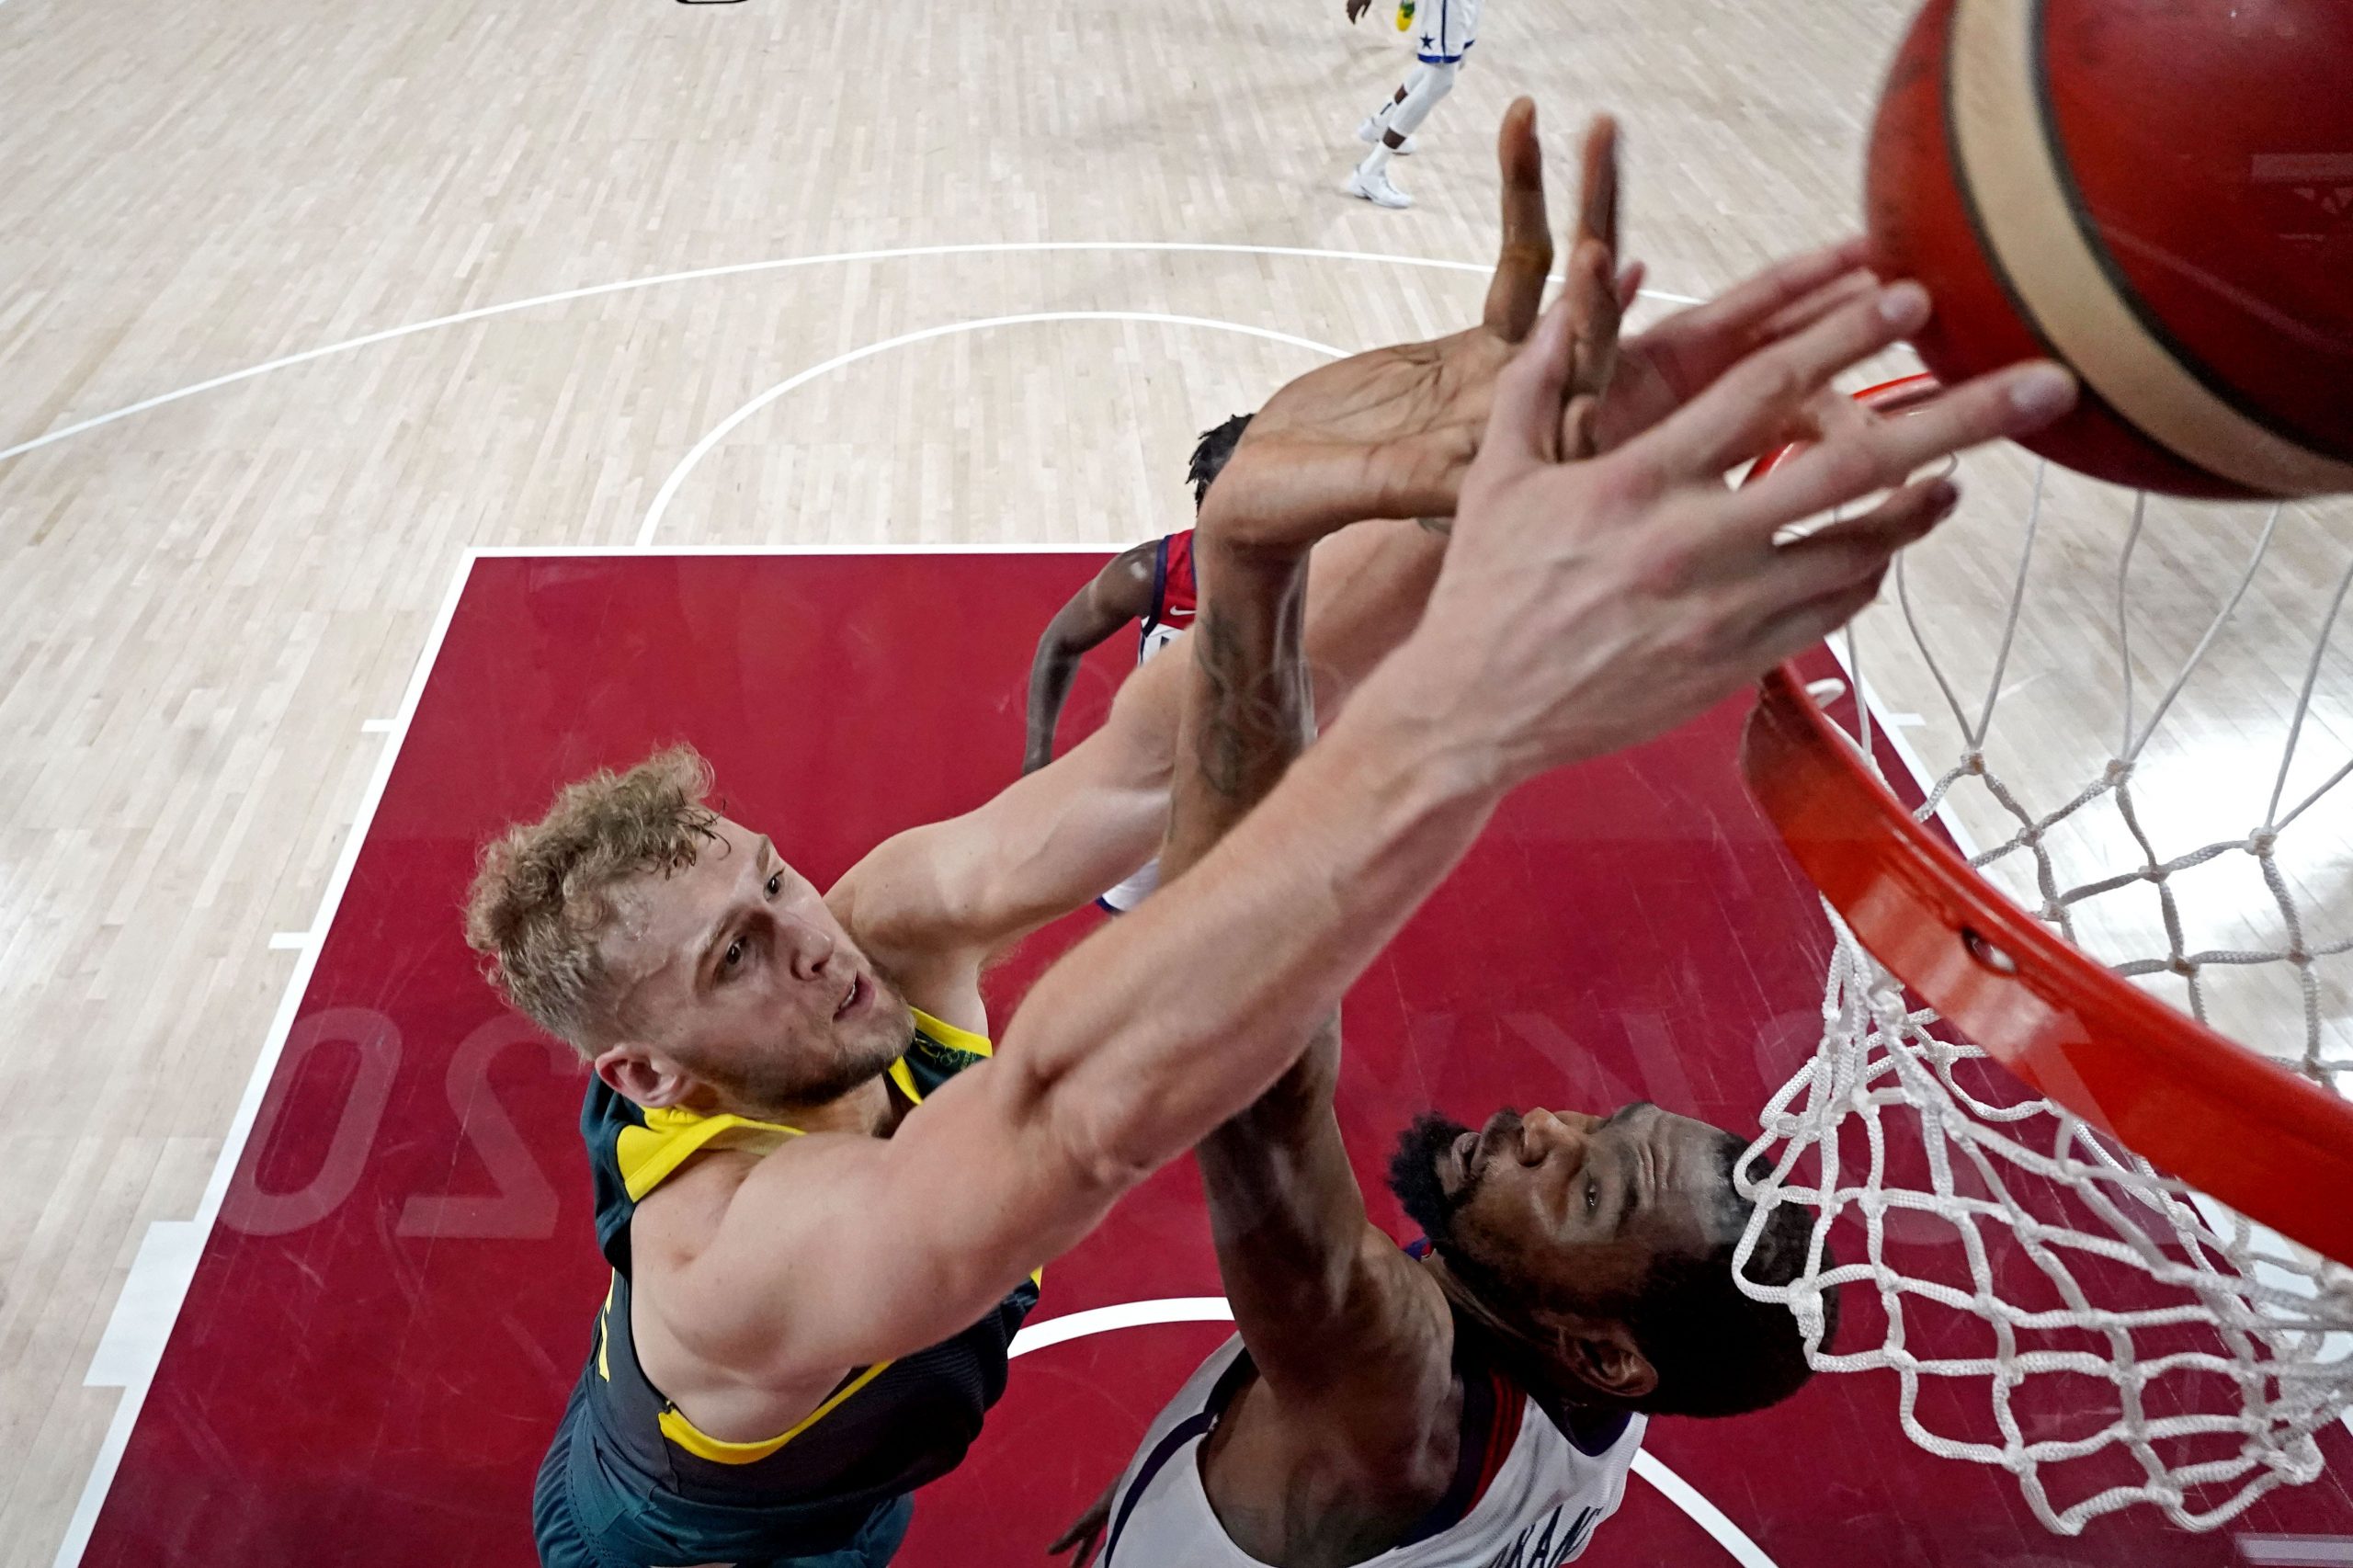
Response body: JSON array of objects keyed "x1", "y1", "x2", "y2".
[
  {"x1": 1101, "y1": 536, "x2": 1163, "y2": 597},
  {"x1": 636, "y1": 1127, "x2": 881, "y2": 1272},
  {"x1": 629, "y1": 1142, "x2": 766, "y2": 1274}
]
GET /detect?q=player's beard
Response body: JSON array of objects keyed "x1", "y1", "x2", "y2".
[
  {"x1": 696, "y1": 988, "x2": 914, "y2": 1119},
  {"x1": 1387, "y1": 1111, "x2": 1536, "y2": 1315},
  {"x1": 1387, "y1": 1111, "x2": 1480, "y2": 1244}
]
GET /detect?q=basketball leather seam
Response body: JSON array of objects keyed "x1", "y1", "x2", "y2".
[{"x1": 2024, "y1": 0, "x2": 2348, "y2": 461}]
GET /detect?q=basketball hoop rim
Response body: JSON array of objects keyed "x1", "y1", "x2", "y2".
[{"x1": 1741, "y1": 375, "x2": 2353, "y2": 1268}]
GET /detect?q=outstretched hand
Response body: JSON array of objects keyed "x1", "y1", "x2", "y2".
[
  {"x1": 1597, "y1": 235, "x2": 1879, "y2": 454},
  {"x1": 1202, "y1": 99, "x2": 1627, "y2": 554},
  {"x1": 1401, "y1": 274, "x2": 2082, "y2": 786}
]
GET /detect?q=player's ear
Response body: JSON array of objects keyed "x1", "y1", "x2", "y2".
[
  {"x1": 1559, "y1": 1322, "x2": 1657, "y2": 1403},
  {"x1": 595, "y1": 1044, "x2": 696, "y2": 1109}
]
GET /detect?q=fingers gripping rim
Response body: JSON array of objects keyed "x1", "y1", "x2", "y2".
[{"x1": 1738, "y1": 378, "x2": 2353, "y2": 1268}]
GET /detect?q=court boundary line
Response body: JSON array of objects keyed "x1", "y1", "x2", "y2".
[
  {"x1": 0, "y1": 241, "x2": 1700, "y2": 467},
  {"x1": 473, "y1": 542, "x2": 1120, "y2": 557},
  {"x1": 1008, "y1": 1296, "x2": 1780, "y2": 1567},
  {"x1": 51, "y1": 551, "x2": 481, "y2": 1568},
  {"x1": 636, "y1": 311, "x2": 1349, "y2": 547}
]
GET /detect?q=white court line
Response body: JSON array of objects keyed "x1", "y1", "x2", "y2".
[
  {"x1": 1011, "y1": 1295, "x2": 1779, "y2": 1568},
  {"x1": 637, "y1": 312, "x2": 1349, "y2": 548},
  {"x1": 82, "y1": 1222, "x2": 201, "y2": 1390},
  {"x1": 52, "y1": 551, "x2": 480, "y2": 1568},
  {"x1": 2240, "y1": 1538, "x2": 2353, "y2": 1566},
  {"x1": 474, "y1": 542, "x2": 1120, "y2": 559},
  {"x1": 1007, "y1": 1296, "x2": 1235, "y2": 1358},
  {"x1": 1630, "y1": 1451, "x2": 1779, "y2": 1568},
  {"x1": 0, "y1": 241, "x2": 1701, "y2": 466}
]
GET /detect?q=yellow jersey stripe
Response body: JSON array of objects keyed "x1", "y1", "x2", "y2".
[
  {"x1": 909, "y1": 1006, "x2": 993, "y2": 1058},
  {"x1": 657, "y1": 1359, "x2": 897, "y2": 1465},
  {"x1": 620, "y1": 1008, "x2": 1003, "y2": 1464},
  {"x1": 614, "y1": 1106, "x2": 803, "y2": 1202},
  {"x1": 596, "y1": 1275, "x2": 615, "y2": 1381}
]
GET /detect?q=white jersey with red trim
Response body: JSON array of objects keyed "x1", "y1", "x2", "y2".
[{"x1": 1096, "y1": 1334, "x2": 1644, "y2": 1568}]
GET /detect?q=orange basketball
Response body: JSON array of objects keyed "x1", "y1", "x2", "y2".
[{"x1": 1866, "y1": 0, "x2": 2353, "y2": 499}]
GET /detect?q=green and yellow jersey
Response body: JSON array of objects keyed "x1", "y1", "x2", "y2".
[{"x1": 534, "y1": 1010, "x2": 1041, "y2": 1567}]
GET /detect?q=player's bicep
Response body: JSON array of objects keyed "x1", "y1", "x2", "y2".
[
  {"x1": 836, "y1": 669, "x2": 1177, "y2": 963},
  {"x1": 1245, "y1": 1228, "x2": 1461, "y2": 1471},
  {"x1": 1297, "y1": 516, "x2": 1448, "y2": 713},
  {"x1": 669, "y1": 1070, "x2": 1102, "y2": 1381}
]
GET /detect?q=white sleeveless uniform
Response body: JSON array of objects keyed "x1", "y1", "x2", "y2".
[{"x1": 1097, "y1": 1335, "x2": 1645, "y2": 1568}]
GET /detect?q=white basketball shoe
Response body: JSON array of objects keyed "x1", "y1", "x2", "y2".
[{"x1": 1347, "y1": 165, "x2": 1413, "y2": 209}]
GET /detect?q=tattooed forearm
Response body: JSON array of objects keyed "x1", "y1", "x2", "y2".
[
  {"x1": 1160, "y1": 551, "x2": 1313, "y2": 878},
  {"x1": 1190, "y1": 608, "x2": 1306, "y2": 801},
  {"x1": 1191, "y1": 610, "x2": 1251, "y2": 800},
  {"x1": 1187, "y1": 566, "x2": 1312, "y2": 802}
]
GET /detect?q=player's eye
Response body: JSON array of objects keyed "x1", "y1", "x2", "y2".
[
  {"x1": 765, "y1": 872, "x2": 783, "y2": 898},
  {"x1": 722, "y1": 937, "x2": 745, "y2": 971},
  {"x1": 1586, "y1": 1177, "x2": 1599, "y2": 1214}
]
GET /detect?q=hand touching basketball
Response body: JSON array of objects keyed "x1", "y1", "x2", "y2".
[{"x1": 1386, "y1": 277, "x2": 2081, "y2": 784}]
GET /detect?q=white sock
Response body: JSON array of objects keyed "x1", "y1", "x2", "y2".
[{"x1": 1359, "y1": 144, "x2": 1395, "y2": 176}]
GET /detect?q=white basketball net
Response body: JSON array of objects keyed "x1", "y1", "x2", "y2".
[{"x1": 1732, "y1": 436, "x2": 2353, "y2": 1536}]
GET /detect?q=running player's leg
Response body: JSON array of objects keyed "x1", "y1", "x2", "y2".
[
  {"x1": 1348, "y1": 59, "x2": 1455, "y2": 207},
  {"x1": 1358, "y1": 63, "x2": 1428, "y2": 153}
]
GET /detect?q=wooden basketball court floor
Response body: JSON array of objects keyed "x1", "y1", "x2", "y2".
[{"x1": 4, "y1": 0, "x2": 2350, "y2": 1564}]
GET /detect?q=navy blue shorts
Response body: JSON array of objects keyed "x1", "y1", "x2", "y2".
[{"x1": 534, "y1": 1384, "x2": 915, "y2": 1568}]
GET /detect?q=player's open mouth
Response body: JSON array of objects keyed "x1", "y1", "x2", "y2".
[{"x1": 835, "y1": 974, "x2": 866, "y2": 1020}]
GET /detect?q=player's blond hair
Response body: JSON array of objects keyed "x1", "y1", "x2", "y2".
[{"x1": 462, "y1": 744, "x2": 720, "y2": 1054}]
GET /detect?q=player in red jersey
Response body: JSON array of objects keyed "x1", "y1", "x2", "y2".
[{"x1": 1021, "y1": 415, "x2": 1252, "y2": 777}]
